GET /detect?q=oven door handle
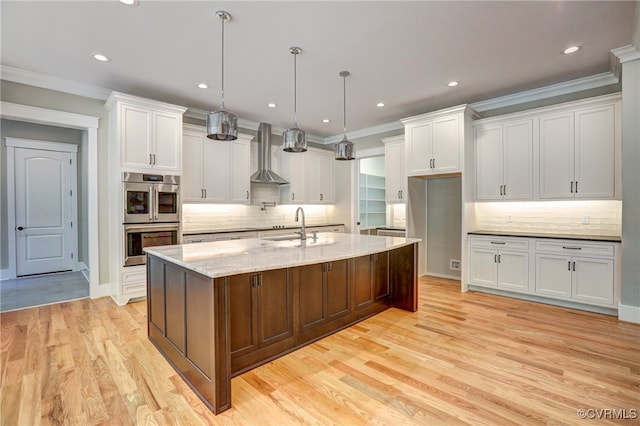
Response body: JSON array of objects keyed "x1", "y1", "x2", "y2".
[
  {"x1": 154, "y1": 187, "x2": 159, "y2": 220},
  {"x1": 148, "y1": 186, "x2": 154, "y2": 221}
]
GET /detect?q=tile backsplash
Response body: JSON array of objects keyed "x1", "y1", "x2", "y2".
[
  {"x1": 474, "y1": 200, "x2": 622, "y2": 236},
  {"x1": 182, "y1": 185, "x2": 334, "y2": 233}
]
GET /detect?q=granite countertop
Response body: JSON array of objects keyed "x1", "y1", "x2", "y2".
[
  {"x1": 468, "y1": 230, "x2": 622, "y2": 243},
  {"x1": 145, "y1": 232, "x2": 420, "y2": 279},
  {"x1": 183, "y1": 223, "x2": 345, "y2": 235}
]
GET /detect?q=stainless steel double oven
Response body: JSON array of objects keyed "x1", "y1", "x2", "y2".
[{"x1": 123, "y1": 172, "x2": 180, "y2": 266}]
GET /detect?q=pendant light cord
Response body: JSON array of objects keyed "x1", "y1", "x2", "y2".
[
  {"x1": 293, "y1": 51, "x2": 298, "y2": 128},
  {"x1": 220, "y1": 15, "x2": 225, "y2": 111},
  {"x1": 343, "y1": 74, "x2": 347, "y2": 136}
]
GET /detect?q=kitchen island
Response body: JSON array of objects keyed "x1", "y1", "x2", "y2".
[{"x1": 145, "y1": 232, "x2": 420, "y2": 414}]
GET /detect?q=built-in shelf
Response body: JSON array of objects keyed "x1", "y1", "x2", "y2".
[{"x1": 360, "y1": 173, "x2": 386, "y2": 228}]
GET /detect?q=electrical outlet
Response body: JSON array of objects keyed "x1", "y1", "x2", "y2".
[
  {"x1": 450, "y1": 259, "x2": 461, "y2": 271},
  {"x1": 582, "y1": 216, "x2": 590, "y2": 225},
  {"x1": 507, "y1": 215, "x2": 512, "y2": 223}
]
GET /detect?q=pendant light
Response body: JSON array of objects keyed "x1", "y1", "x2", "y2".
[
  {"x1": 335, "y1": 70, "x2": 355, "y2": 160},
  {"x1": 206, "y1": 10, "x2": 238, "y2": 141},
  {"x1": 282, "y1": 47, "x2": 307, "y2": 152}
]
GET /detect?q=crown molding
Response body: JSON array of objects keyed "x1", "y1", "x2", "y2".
[
  {"x1": 1, "y1": 65, "x2": 112, "y2": 100},
  {"x1": 469, "y1": 71, "x2": 619, "y2": 113},
  {"x1": 612, "y1": 45, "x2": 640, "y2": 63},
  {"x1": 322, "y1": 120, "x2": 403, "y2": 145}
]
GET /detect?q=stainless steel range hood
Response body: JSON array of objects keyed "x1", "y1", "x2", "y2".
[{"x1": 251, "y1": 123, "x2": 289, "y2": 185}]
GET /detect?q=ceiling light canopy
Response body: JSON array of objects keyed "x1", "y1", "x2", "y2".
[
  {"x1": 206, "y1": 10, "x2": 238, "y2": 141},
  {"x1": 119, "y1": 0, "x2": 139, "y2": 6},
  {"x1": 448, "y1": 81, "x2": 459, "y2": 87},
  {"x1": 197, "y1": 83, "x2": 208, "y2": 89},
  {"x1": 376, "y1": 102, "x2": 385, "y2": 107},
  {"x1": 282, "y1": 47, "x2": 307, "y2": 152},
  {"x1": 335, "y1": 71, "x2": 355, "y2": 161},
  {"x1": 267, "y1": 103, "x2": 277, "y2": 108}
]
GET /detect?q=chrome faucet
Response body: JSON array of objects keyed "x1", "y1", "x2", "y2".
[{"x1": 294, "y1": 207, "x2": 306, "y2": 240}]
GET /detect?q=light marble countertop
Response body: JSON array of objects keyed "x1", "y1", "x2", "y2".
[{"x1": 145, "y1": 233, "x2": 421, "y2": 279}]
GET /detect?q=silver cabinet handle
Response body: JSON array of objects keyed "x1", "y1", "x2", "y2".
[
  {"x1": 204, "y1": 188, "x2": 207, "y2": 198},
  {"x1": 575, "y1": 181, "x2": 578, "y2": 193},
  {"x1": 570, "y1": 181, "x2": 574, "y2": 193},
  {"x1": 490, "y1": 241, "x2": 506, "y2": 245},
  {"x1": 246, "y1": 190, "x2": 249, "y2": 200},
  {"x1": 153, "y1": 154, "x2": 156, "y2": 165},
  {"x1": 572, "y1": 261, "x2": 576, "y2": 272},
  {"x1": 494, "y1": 254, "x2": 497, "y2": 263},
  {"x1": 562, "y1": 246, "x2": 582, "y2": 250},
  {"x1": 149, "y1": 153, "x2": 153, "y2": 165},
  {"x1": 503, "y1": 185, "x2": 506, "y2": 196},
  {"x1": 499, "y1": 185, "x2": 503, "y2": 196},
  {"x1": 320, "y1": 193, "x2": 323, "y2": 201},
  {"x1": 498, "y1": 254, "x2": 501, "y2": 263},
  {"x1": 398, "y1": 190, "x2": 401, "y2": 199},
  {"x1": 568, "y1": 261, "x2": 571, "y2": 271}
]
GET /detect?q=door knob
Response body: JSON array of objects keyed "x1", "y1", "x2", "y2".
[{"x1": 17, "y1": 226, "x2": 24, "y2": 230}]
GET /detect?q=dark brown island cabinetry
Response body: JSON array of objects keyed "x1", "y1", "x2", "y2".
[{"x1": 147, "y1": 242, "x2": 418, "y2": 414}]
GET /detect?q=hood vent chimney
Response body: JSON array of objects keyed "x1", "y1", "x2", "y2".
[{"x1": 250, "y1": 123, "x2": 289, "y2": 185}]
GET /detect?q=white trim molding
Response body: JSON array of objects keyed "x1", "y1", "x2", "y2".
[
  {"x1": 1, "y1": 65, "x2": 112, "y2": 100},
  {"x1": 322, "y1": 120, "x2": 404, "y2": 145},
  {"x1": 618, "y1": 304, "x2": 640, "y2": 324},
  {"x1": 612, "y1": 45, "x2": 640, "y2": 64},
  {"x1": 469, "y1": 72, "x2": 620, "y2": 113},
  {"x1": 0, "y1": 101, "x2": 104, "y2": 299}
]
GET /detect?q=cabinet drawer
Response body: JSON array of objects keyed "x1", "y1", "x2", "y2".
[
  {"x1": 469, "y1": 236, "x2": 530, "y2": 250},
  {"x1": 122, "y1": 266, "x2": 146, "y2": 285},
  {"x1": 123, "y1": 282, "x2": 146, "y2": 295},
  {"x1": 534, "y1": 240, "x2": 615, "y2": 257}
]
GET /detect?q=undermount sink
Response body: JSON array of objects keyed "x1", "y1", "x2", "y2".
[{"x1": 261, "y1": 234, "x2": 302, "y2": 242}]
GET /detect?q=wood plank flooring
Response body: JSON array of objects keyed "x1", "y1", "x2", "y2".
[{"x1": 1, "y1": 276, "x2": 638, "y2": 425}]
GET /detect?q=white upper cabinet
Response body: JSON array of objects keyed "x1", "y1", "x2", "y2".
[
  {"x1": 475, "y1": 119, "x2": 533, "y2": 201},
  {"x1": 280, "y1": 147, "x2": 334, "y2": 204},
  {"x1": 181, "y1": 125, "x2": 251, "y2": 204},
  {"x1": 382, "y1": 136, "x2": 406, "y2": 203},
  {"x1": 539, "y1": 99, "x2": 619, "y2": 200},
  {"x1": 106, "y1": 93, "x2": 186, "y2": 174},
  {"x1": 229, "y1": 138, "x2": 251, "y2": 204},
  {"x1": 402, "y1": 105, "x2": 476, "y2": 177}
]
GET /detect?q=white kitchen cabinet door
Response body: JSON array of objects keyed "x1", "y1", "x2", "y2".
[
  {"x1": 152, "y1": 111, "x2": 181, "y2": 172},
  {"x1": 181, "y1": 131, "x2": 206, "y2": 201},
  {"x1": 535, "y1": 253, "x2": 572, "y2": 298},
  {"x1": 384, "y1": 137, "x2": 406, "y2": 203},
  {"x1": 469, "y1": 248, "x2": 498, "y2": 287},
  {"x1": 306, "y1": 151, "x2": 334, "y2": 204},
  {"x1": 539, "y1": 112, "x2": 574, "y2": 199},
  {"x1": 121, "y1": 104, "x2": 153, "y2": 170},
  {"x1": 572, "y1": 257, "x2": 614, "y2": 305},
  {"x1": 497, "y1": 250, "x2": 529, "y2": 292},
  {"x1": 205, "y1": 139, "x2": 230, "y2": 202},
  {"x1": 406, "y1": 121, "x2": 433, "y2": 175},
  {"x1": 431, "y1": 115, "x2": 460, "y2": 173},
  {"x1": 475, "y1": 125, "x2": 503, "y2": 200},
  {"x1": 574, "y1": 105, "x2": 615, "y2": 199},
  {"x1": 503, "y1": 120, "x2": 533, "y2": 200},
  {"x1": 228, "y1": 138, "x2": 251, "y2": 204},
  {"x1": 279, "y1": 151, "x2": 306, "y2": 204}
]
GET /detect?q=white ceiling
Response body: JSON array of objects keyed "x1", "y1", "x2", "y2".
[{"x1": 1, "y1": 1, "x2": 636, "y2": 139}]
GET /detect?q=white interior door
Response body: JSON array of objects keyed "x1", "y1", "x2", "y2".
[{"x1": 15, "y1": 147, "x2": 76, "y2": 276}]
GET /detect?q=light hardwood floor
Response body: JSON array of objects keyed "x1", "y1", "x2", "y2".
[{"x1": 1, "y1": 276, "x2": 638, "y2": 425}]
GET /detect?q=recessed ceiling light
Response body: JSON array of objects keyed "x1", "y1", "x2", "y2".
[
  {"x1": 197, "y1": 83, "x2": 208, "y2": 89},
  {"x1": 563, "y1": 46, "x2": 580, "y2": 54},
  {"x1": 448, "y1": 81, "x2": 459, "y2": 87},
  {"x1": 267, "y1": 103, "x2": 277, "y2": 108},
  {"x1": 376, "y1": 102, "x2": 385, "y2": 107},
  {"x1": 119, "y1": 0, "x2": 139, "y2": 6},
  {"x1": 322, "y1": 119, "x2": 330, "y2": 123},
  {"x1": 92, "y1": 53, "x2": 110, "y2": 62}
]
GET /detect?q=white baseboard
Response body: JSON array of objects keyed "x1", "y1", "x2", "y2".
[
  {"x1": 0, "y1": 269, "x2": 10, "y2": 281},
  {"x1": 618, "y1": 304, "x2": 640, "y2": 324},
  {"x1": 424, "y1": 272, "x2": 462, "y2": 281}
]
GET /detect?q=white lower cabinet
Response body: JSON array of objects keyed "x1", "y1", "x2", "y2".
[
  {"x1": 535, "y1": 241, "x2": 616, "y2": 307},
  {"x1": 469, "y1": 237, "x2": 530, "y2": 292},
  {"x1": 470, "y1": 235, "x2": 619, "y2": 309}
]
